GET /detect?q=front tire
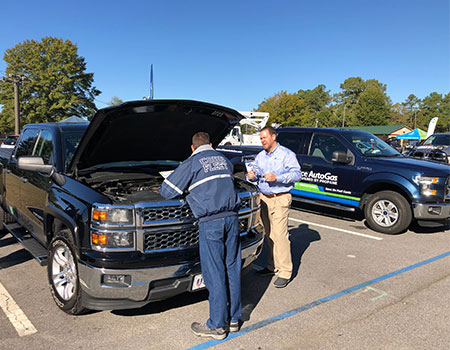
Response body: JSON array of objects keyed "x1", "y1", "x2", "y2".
[
  {"x1": 364, "y1": 191, "x2": 412, "y2": 234},
  {"x1": 48, "y1": 230, "x2": 86, "y2": 315}
]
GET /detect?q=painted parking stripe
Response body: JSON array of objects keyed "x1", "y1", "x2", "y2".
[
  {"x1": 186, "y1": 250, "x2": 450, "y2": 350},
  {"x1": 289, "y1": 217, "x2": 383, "y2": 240},
  {"x1": 0, "y1": 281, "x2": 37, "y2": 337}
]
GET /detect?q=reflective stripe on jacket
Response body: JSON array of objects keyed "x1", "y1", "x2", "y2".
[{"x1": 159, "y1": 145, "x2": 240, "y2": 219}]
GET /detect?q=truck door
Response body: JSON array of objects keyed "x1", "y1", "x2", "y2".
[
  {"x1": 298, "y1": 133, "x2": 359, "y2": 208},
  {"x1": 4, "y1": 128, "x2": 40, "y2": 222},
  {"x1": 21, "y1": 129, "x2": 54, "y2": 241}
]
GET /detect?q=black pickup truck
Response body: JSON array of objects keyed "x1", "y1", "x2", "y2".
[
  {"x1": 219, "y1": 127, "x2": 450, "y2": 234},
  {"x1": 0, "y1": 100, "x2": 263, "y2": 314}
]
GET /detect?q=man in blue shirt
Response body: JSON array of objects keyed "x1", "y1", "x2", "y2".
[
  {"x1": 159, "y1": 132, "x2": 241, "y2": 340},
  {"x1": 248, "y1": 126, "x2": 301, "y2": 288}
]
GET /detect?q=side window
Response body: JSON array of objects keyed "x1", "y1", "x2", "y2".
[
  {"x1": 309, "y1": 134, "x2": 348, "y2": 162},
  {"x1": 277, "y1": 132, "x2": 307, "y2": 155},
  {"x1": 33, "y1": 130, "x2": 54, "y2": 165},
  {"x1": 14, "y1": 129, "x2": 40, "y2": 158}
]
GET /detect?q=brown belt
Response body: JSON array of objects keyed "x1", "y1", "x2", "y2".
[{"x1": 262, "y1": 192, "x2": 290, "y2": 198}]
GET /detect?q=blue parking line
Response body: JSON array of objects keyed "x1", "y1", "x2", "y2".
[{"x1": 186, "y1": 250, "x2": 450, "y2": 350}]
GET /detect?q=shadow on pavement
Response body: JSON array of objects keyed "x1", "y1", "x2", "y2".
[
  {"x1": 409, "y1": 219, "x2": 450, "y2": 234},
  {"x1": 290, "y1": 224, "x2": 321, "y2": 279},
  {"x1": 291, "y1": 201, "x2": 364, "y2": 223},
  {"x1": 112, "y1": 289, "x2": 209, "y2": 316},
  {"x1": 0, "y1": 236, "x2": 17, "y2": 248},
  {"x1": 0, "y1": 249, "x2": 33, "y2": 268}
]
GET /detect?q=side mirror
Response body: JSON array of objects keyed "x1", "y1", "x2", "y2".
[
  {"x1": 18, "y1": 156, "x2": 53, "y2": 174},
  {"x1": 18, "y1": 156, "x2": 66, "y2": 186},
  {"x1": 331, "y1": 151, "x2": 352, "y2": 164}
]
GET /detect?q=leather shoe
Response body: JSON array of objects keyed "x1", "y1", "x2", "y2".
[
  {"x1": 255, "y1": 267, "x2": 275, "y2": 276},
  {"x1": 273, "y1": 277, "x2": 290, "y2": 288}
]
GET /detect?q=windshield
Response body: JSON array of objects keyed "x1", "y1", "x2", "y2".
[
  {"x1": 63, "y1": 131, "x2": 86, "y2": 170},
  {"x1": 422, "y1": 134, "x2": 450, "y2": 146},
  {"x1": 342, "y1": 132, "x2": 401, "y2": 157}
]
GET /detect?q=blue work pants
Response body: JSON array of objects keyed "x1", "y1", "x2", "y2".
[{"x1": 199, "y1": 214, "x2": 242, "y2": 329}]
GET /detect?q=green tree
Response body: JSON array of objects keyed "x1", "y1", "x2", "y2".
[
  {"x1": 0, "y1": 37, "x2": 100, "y2": 133},
  {"x1": 334, "y1": 77, "x2": 391, "y2": 126},
  {"x1": 419, "y1": 92, "x2": 450, "y2": 132},
  {"x1": 256, "y1": 90, "x2": 304, "y2": 126},
  {"x1": 256, "y1": 85, "x2": 332, "y2": 127},
  {"x1": 402, "y1": 94, "x2": 420, "y2": 128},
  {"x1": 354, "y1": 85, "x2": 392, "y2": 126},
  {"x1": 108, "y1": 96, "x2": 123, "y2": 106}
]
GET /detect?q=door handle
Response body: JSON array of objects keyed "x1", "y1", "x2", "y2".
[{"x1": 303, "y1": 162, "x2": 312, "y2": 169}]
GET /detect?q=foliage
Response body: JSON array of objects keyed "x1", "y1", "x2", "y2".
[
  {"x1": 0, "y1": 37, "x2": 100, "y2": 133},
  {"x1": 254, "y1": 77, "x2": 450, "y2": 131},
  {"x1": 255, "y1": 85, "x2": 332, "y2": 127},
  {"x1": 419, "y1": 92, "x2": 450, "y2": 132},
  {"x1": 108, "y1": 96, "x2": 123, "y2": 106}
]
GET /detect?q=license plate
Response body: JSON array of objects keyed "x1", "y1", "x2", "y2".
[{"x1": 192, "y1": 274, "x2": 206, "y2": 290}]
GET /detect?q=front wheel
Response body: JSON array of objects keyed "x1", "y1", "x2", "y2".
[
  {"x1": 47, "y1": 231, "x2": 86, "y2": 315},
  {"x1": 364, "y1": 191, "x2": 412, "y2": 234}
]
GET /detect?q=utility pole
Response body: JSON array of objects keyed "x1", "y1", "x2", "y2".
[
  {"x1": 342, "y1": 104, "x2": 346, "y2": 127},
  {"x1": 1, "y1": 73, "x2": 32, "y2": 135}
]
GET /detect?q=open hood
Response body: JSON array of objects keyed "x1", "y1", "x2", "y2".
[{"x1": 69, "y1": 100, "x2": 243, "y2": 173}]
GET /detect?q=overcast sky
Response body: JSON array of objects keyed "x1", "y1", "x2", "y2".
[{"x1": 0, "y1": 0, "x2": 448, "y2": 111}]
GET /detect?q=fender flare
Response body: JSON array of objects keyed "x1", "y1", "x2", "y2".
[
  {"x1": 359, "y1": 172, "x2": 418, "y2": 206},
  {"x1": 44, "y1": 204, "x2": 82, "y2": 255}
]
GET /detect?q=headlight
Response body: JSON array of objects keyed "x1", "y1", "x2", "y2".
[
  {"x1": 92, "y1": 206, "x2": 134, "y2": 226},
  {"x1": 91, "y1": 230, "x2": 135, "y2": 250},
  {"x1": 413, "y1": 176, "x2": 439, "y2": 196}
]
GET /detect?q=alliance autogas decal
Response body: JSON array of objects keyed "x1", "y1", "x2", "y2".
[
  {"x1": 292, "y1": 182, "x2": 361, "y2": 207},
  {"x1": 301, "y1": 170, "x2": 338, "y2": 185}
]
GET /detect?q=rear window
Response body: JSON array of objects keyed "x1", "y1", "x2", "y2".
[{"x1": 277, "y1": 132, "x2": 309, "y2": 155}]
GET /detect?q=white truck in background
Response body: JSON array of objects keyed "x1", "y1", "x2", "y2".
[{"x1": 220, "y1": 111, "x2": 269, "y2": 146}]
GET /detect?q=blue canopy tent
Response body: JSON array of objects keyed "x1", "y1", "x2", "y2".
[{"x1": 396, "y1": 128, "x2": 427, "y2": 140}]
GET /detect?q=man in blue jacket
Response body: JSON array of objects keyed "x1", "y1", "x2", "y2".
[{"x1": 159, "y1": 132, "x2": 241, "y2": 340}]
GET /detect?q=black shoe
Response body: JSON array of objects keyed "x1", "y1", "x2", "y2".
[
  {"x1": 255, "y1": 267, "x2": 275, "y2": 276},
  {"x1": 191, "y1": 322, "x2": 227, "y2": 340},
  {"x1": 273, "y1": 277, "x2": 290, "y2": 288},
  {"x1": 229, "y1": 320, "x2": 241, "y2": 332}
]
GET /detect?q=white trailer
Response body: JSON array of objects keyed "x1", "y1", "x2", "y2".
[{"x1": 220, "y1": 111, "x2": 269, "y2": 146}]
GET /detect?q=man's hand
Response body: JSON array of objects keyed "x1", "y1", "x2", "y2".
[
  {"x1": 248, "y1": 170, "x2": 256, "y2": 180},
  {"x1": 263, "y1": 172, "x2": 277, "y2": 182}
]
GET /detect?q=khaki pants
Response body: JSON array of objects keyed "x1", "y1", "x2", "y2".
[{"x1": 260, "y1": 193, "x2": 292, "y2": 279}]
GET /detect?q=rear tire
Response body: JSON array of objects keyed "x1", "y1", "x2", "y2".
[
  {"x1": 364, "y1": 191, "x2": 412, "y2": 234},
  {"x1": 48, "y1": 230, "x2": 86, "y2": 315}
]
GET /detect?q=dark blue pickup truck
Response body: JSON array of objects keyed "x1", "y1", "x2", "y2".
[{"x1": 219, "y1": 127, "x2": 450, "y2": 234}]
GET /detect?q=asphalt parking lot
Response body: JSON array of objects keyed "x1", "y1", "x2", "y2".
[{"x1": 1, "y1": 204, "x2": 449, "y2": 350}]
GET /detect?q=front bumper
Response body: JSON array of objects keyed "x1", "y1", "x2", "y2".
[
  {"x1": 78, "y1": 234, "x2": 263, "y2": 310},
  {"x1": 412, "y1": 202, "x2": 450, "y2": 220}
]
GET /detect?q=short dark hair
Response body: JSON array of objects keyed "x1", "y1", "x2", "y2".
[
  {"x1": 260, "y1": 126, "x2": 277, "y2": 136},
  {"x1": 192, "y1": 132, "x2": 210, "y2": 149}
]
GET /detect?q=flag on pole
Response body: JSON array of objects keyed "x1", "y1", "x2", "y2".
[{"x1": 150, "y1": 64, "x2": 154, "y2": 100}]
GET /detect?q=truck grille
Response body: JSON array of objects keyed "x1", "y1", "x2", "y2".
[
  {"x1": 141, "y1": 206, "x2": 195, "y2": 222},
  {"x1": 144, "y1": 227, "x2": 199, "y2": 251},
  {"x1": 143, "y1": 216, "x2": 250, "y2": 252},
  {"x1": 140, "y1": 197, "x2": 252, "y2": 223}
]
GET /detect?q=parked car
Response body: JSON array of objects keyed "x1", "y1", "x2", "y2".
[
  {"x1": 0, "y1": 135, "x2": 18, "y2": 149},
  {"x1": 405, "y1": 133, "x2": 450, "y2": 164},
  {"x1": 219, "y1": 127, "x2": 450, "y2": 234}
]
